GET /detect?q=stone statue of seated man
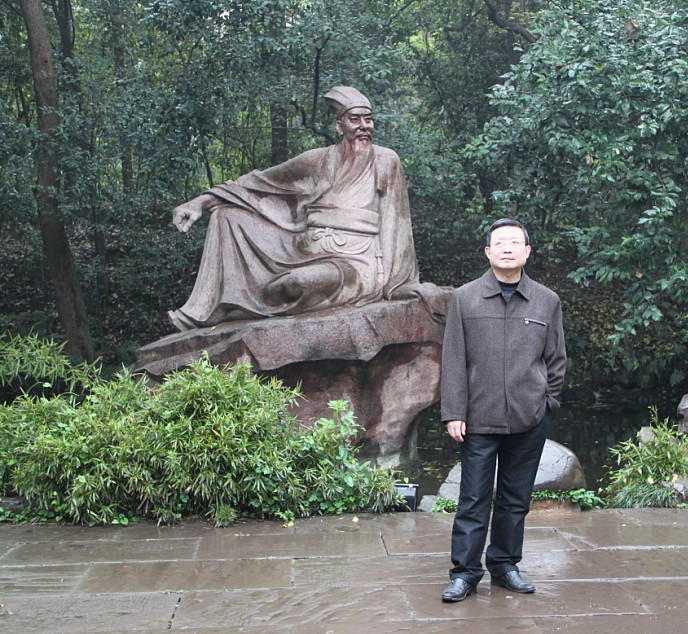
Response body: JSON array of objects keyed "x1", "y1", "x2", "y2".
[{"x1": 168, "y1": 86, "x2": 437, "y2": 331}]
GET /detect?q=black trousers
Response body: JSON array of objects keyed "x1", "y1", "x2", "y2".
[{"x1": 449, "y1": 411, "x2": 549, "y2": 585}]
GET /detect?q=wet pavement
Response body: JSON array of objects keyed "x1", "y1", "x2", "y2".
[{"x1": 1, "y1": 506, "x2": 687, "y2": 633}]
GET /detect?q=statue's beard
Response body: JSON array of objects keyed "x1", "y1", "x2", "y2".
[
  {"x1": 334, "y1": 138, "x2": 374, "y2": 190},
  {"x1": 339, "y1": 136, "x2": 373, "y2": 163},
  {"x1": 349, "y1": 135, "x2": 372, "y2": 152}
]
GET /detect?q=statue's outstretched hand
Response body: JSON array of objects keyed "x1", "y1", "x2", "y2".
[{"x1": 172, "y1": 199, "x2": 205, "y2": 233}]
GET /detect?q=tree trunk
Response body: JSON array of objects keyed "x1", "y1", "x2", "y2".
[
  {"x1": 266, "y1": 5, "x2": 288, "y2": 166},
  {"x1": 19, "y1": 0, "x2": 94, "y2": 361},
  {"x1": 109, "y1": 6, "x2": 135, "y2": 195},
  {"x1": 270, "y1": 103, "x2": 288, "y2": 166}
]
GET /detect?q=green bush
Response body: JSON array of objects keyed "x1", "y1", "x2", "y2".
[
  {"x1": 604, "y1": 407, "x2": 688, "y2": 508},
  {"x1": 530, "y1": 488, "x2": 605, "y2": 510},
  {"x1": 431, "y1": 497, "x2": 458, "y2": 513},
  {"x1": 0, "y1": 337, "x2": 399, "y2": 525},
  {"x1": 0, "y1": 332, "x2": 101, "y2": 403},
  {"x1": 432, "y1": 487, "x2": 605, "y2": 513},
  {"x1": 606, "y1": 483, "x2": 678, "y2": 509}
]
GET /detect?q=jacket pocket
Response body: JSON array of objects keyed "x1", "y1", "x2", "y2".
[
  {"x1": 546, "y1": 393, "x2": 561, "y2": 411},
  {"x1": 521, "y1": 317, "x2": 548, "y2": 353}
]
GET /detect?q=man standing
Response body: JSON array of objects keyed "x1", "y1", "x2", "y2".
[{"x1": 440, "y1": 218, "x2": 566, "y2": 602}]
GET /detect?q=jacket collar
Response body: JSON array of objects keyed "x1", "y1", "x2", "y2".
[{"x1": 481, "y1": 268, "x2": 532, "y2": 300}]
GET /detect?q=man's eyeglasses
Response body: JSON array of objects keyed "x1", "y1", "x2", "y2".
[{"x1": 490, "y1": 240, "x2": 526, "y2": 249}]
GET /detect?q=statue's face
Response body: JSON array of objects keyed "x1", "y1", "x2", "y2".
[{"x1": 336, "y1": 108, "x2": 374, "y2": 146}]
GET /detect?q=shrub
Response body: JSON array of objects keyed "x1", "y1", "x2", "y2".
[
  {"x1": 432, "y1": 488, "x2": 605, "y2": 513},
  {"x1": 530, "y1": 488, "x2": 605, "y2": 510},
  {"x1": 607, "y1": 483, "x2": 677, "y2": 509},
  {"x1": 604, "y1": 407, "x2": 688, "y2": 508},
  {"x1": 0, "y1": 336, "x2": 399, "y2": 525},
  {"x1": 0, "y1": 332, "x2": 101, "y2": 402},
  {"x1": 431, "y1": 497, "x2": 457, "y2": 513}
]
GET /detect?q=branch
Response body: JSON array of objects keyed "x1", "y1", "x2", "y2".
[
  {"x1": 291, "y1": 33, "x2": 337, "y2": 145},
  {"x1": 310, "y1": 32, "x2": 331, "y2": 126},
  {"x1": 290, "y1": 99, "x2": 337, "y2": 146},
  {"x1": 482, "y1": 0, "x2": 538, "y2": 43},
  {"x1": 443, "y1": 0, "x2": 484, "y2": 34},
  {"x1": 0, "y1": 0, "x2": 22, "y2": 16},
  {"x1": 384, "y1": 0, "x2": 422, "y2": 31}
]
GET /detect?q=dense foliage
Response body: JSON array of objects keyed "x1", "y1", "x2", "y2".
[
  {"x1": 470, "y1": 0, "x2": 688, "y2": 388},
  {"x1": 0, "y1": 1, "x2": 686, "y2": 392},
  {"x1": 0, "y1": 335, "x2": 400, "y2": 525},
  {"x1": 604, "y1": 407, "x2": 688, "y2": 508}
]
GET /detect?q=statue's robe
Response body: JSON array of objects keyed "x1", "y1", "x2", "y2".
[{"x1": 169, "y1": 142, "x2": 443, "y2": 330}]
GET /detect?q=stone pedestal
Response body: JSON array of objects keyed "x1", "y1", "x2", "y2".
[{"x1": 134, "y1": 298, "x2": 449, "y2": 470}]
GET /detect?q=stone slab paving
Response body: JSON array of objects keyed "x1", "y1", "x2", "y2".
[{"x1": 0, "y1": 507, "x2": 687, "y2": 632}]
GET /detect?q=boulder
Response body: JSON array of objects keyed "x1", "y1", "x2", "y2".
[
  {"x1": 665, "y1": 476, "x2": 688, "y2": 503},
  {"x1": 534, "y1": 439, "x2": 588, "y2": 492},
  {"x1": 134, "y1": 298, "x2": 449, "y2": 469},
  {"x1": 677, "y1": 393, "x2": 688, "y2": 433}
]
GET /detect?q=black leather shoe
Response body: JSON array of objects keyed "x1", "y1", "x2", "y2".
[
  {"x1": 491, "y1": 571, "x2": 535, "y2": 593},
  {"x1": 441, "y1": 578, "x2": 477, "y2": 603}
]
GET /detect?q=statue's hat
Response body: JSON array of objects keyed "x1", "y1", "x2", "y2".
[{"x1": 324, "y1": 86, "x2": 372, "y2": 117}]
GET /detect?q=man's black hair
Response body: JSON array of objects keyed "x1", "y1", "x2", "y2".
[{"x1": 486, "y1": 218, "x2": 530, "y2": 246}]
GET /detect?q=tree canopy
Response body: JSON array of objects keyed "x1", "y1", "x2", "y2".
[
  {"x1": 470, "y1": 0, "x2": 687, "y2": 387},
  {"x1": 0, "y1": 0, "x2": 685, "y2": 391}
]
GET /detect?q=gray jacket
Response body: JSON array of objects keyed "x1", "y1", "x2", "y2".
[{"x1": 440, "y1": 269, "x2": 567, "y2": 434}]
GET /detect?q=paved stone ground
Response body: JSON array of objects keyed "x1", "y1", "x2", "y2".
[{"x1": 1, "y1": 507, "x2": 687, "y2": 633}]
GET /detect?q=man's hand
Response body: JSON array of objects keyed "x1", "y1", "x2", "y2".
[
  {"x1": 172, "y1": 194, "x2": 214, "y2": 233},
  {"x1": 446, "y1": 420, "x2": 467, "y2": 442}
]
